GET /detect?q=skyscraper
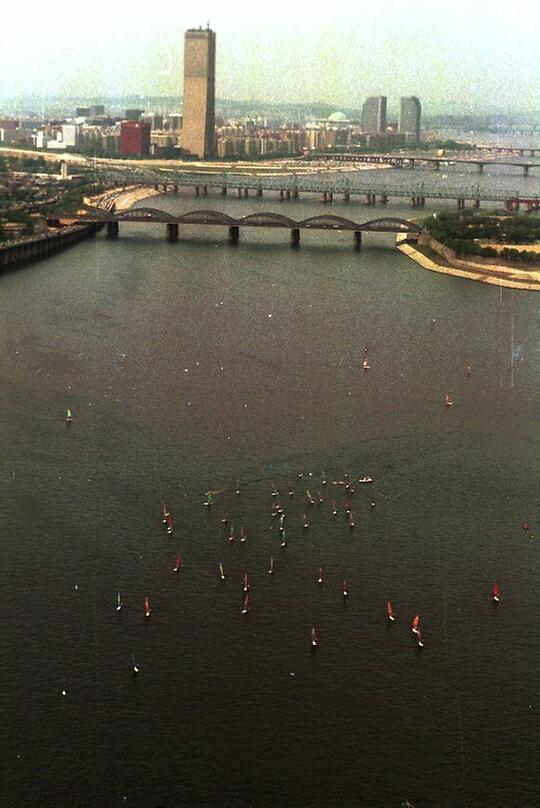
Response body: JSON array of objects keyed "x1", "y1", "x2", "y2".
[
  {"x1": 399, "y1": 97, "x2": 421, "y2": 142},
  {"x1": 361, "y1": 96, "x2": 387, "y2": 134},
  {"x1": 182, "y1": 26, "x2": 216, "y2": 159}
]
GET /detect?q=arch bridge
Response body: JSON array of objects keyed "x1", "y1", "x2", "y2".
[{"x1": 51, "y1": 208, "x2": 421, "y2": 249}]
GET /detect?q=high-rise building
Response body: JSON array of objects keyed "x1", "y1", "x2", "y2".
[
  {"x1": 182, "y1": 26, "x2": 216, "y2": 159},
  {"x1": 399, "y1": 97, "x2": 421, "y2": 142},
  {"x1": 361, "y1": 96, "x2": 387, "y2": 134},
  {"x1": 120, "y1": 121, "x2": 151, "y2": 156}
]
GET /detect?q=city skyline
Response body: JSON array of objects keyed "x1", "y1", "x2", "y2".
[{"x1": 1, "y1": 0, "x2": 538, "y2": 115}]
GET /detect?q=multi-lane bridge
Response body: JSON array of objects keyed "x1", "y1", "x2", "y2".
[
  {"x1": 98, "y1": 170, "x2": 539, "y2": 211},
  {"x1": 307, "y1": 153, "x2": 539, "y2": 175},
  {"x1": 50, "y1": 208, "x2": 422, "y2": 249}
]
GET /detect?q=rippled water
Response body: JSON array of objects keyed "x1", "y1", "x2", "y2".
[{"x1": 1, "y1": 183, "x2": 538, "y2": 808}]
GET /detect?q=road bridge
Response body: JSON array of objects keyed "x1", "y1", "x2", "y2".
[
  {"x1": 309, "y1": 154, "x2": 538, "y2": 175},
  {"x1": 99, "y1": 170, "x2": 533, "y2": 210},
  {"x1": 50, "y1": 209, "x2": 422, "y2": 250}
]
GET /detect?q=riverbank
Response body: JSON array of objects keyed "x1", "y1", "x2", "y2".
[{"x1": 396, "y1": 233, "x2": 540, "y2": 290}]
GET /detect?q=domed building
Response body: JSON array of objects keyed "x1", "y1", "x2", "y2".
[{"x1": 327, "y1": 111, "x2": 348, "y2": 123}]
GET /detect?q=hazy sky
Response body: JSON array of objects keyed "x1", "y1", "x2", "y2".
[{"x1": 1, "y1": 0, "x2": 538, "y2": 113}]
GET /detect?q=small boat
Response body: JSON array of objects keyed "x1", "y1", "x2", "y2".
[
  {"x1": 348, "y1": 511, "x2": 355, "y2": 529},
  {"x1": 271, "y1": 480, "x2": 279, "y2": 497},
  {"x1": 318, "y1": 567, "x2": 324, "y2": 584},
  {"x1": 332, "y1": 500, "x2": 337, "y2": 516},
  {"x1": 343, "y1": 579, "x2": 349, "y2": 597},
  {"x1": 411, "y1": 614, "x2": 420, "y2": 634},
  {"x1": 321, "y1": 470, "x2": 327, "y2": 486},
  {"x1": 466, "y1": 364, "x2": 472, "y2": 377},
  {"x1": 417, "y1": 630, "x2": 424, "y2": 648},
  {"x1": 228, "y1": 526, "x2": 235, "y2": 542},
  {"x1": 521, "y1": 521, "x2": 530, "y2": 531},
  {"x1": 287, "y1": 482, "x2": 294, "y2": 496},
  {"x1": 279, "y1": 513, "x2": 285, "y2": 532},
  {"x1": 306, "y1": 489, "x2": 314, "y2": 505},
  {"x1": 221, "y1": 512, "x2": 229, "y2": 524},
  {"x1": 492, "y1": 583, "x2": 501, "y2": 603},
  {"x1": 311, "y1": 627, "x2": 318, "y2": 647},
  {"x1": 344, "y1": 496, "x2": 351, "y2": 515},
  {"x1": 241, "y1": 592, "x2": 249, "y2": 614},
  {"x1": 242, "y1": 573, "x2": 250, "y2": 593},
  {"x1": 303, "y1": 514, "x2": 309, "y2": 529},
  {"x1": 173, "y1": 554, "x2": 182, "y2": 573},
  {"x1": 268, "y1": 555, "x2": 275, "y2": 575},
  {"x1": 219, "y1": 562, "x2": 225, "y2": 580},
  {"x1": 317, "y1": 490, "x2": 324, "y2": 504},
  {"x1": 66, "y1": 408, "x2": 73, "y2": 423},
  {"x1": 144, "y1": 597, "x2": 151, "y2": 618},
  {"x1": 445, "y1": 393, "x2": 453, "y2": 408},
  {"x1": 162, "y1": 502, "x2": 170, "y2": 524},
  {"x1": 386, "y1": 601, "x2": 395, "y2": 621},
  {"x1": 358, "y1": 476, "x2": 373, "y2": 484},
  {"x1": 362, "y1": 358, "x2": 370, "y2": 370},
  {"x1": 370, "y1": 498, "x2": 376, "y2": 508},
  {"x1": 280, "y1": 530, "x2": 287, "y2": 548},
  {"x1": 132, "y1": 653, "x2": 139, "y2": 675},
  {"x1": 116, "y1": 592, "x2": 122, "y2": 611},
  {"x1": 235, "y1": 479, "x2": 241, "y2": 495},
  {"x1": 165, "y1": 513, "x2": 173, "y2": 535},
  {"x1": 240, "y1": 526, "x2": 247, "y2": 543}
]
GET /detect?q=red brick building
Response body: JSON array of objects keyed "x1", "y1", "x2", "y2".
[{"x1": 120, "y1": 121, "x2": 151, "y2": 156}]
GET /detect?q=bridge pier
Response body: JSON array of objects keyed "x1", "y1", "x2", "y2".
[
  {"x1": 257, "y1": 187, "x2": 263, "y2": 197},
  {"x1": 290, "y1": 228, "x2": 300, "y2": 248},
  {"x1": 353, "y1": 231, "x2": 362, "y2": 251},
  {"x1": 478, "y1": 163, "x2": 484, "y2": 173},
  {"x1": 474, "y1": 198, "x2": 481, "y2": 208},
  {"x1": 237, "y1": 188, "x2": 242, "y2": 198},
  {"x1": 523, "y1": 165, "x2": 529, "y2": 176},
  {"x1": 328, "y1": 192, "x2": 333, "y2": 203},
  {"x1": 292, "y1": 189, "x2": 299, "y2": 199},
  {"x1": 166, "y1": 223, "x2": 179, "y2": 242},
  {"x1": 162, "y1": 184, "x2": 168, "y2": 192},
  {"x1": 322, "y1": 192, "x2": 328, "y2": 203},
  {"x1": 154, "y1": 184, "x2": 159, "y2": 191},
  {"x1": 457, "y1": 198, "x2": 465, "y2": 209},
  {"x1": 243, "y1": 187, "x2": 249, "y2": 197},
  {"x1": 380, "y1": 194, "x2": 388, "y2": 205},
  {"x1": 343, "y1": 192, "x2": 350, "y2": 202},
  {"x1": 280, "y1": 190, "x2": 284, "y2": 200},
  {"x1": 173, "y1": 184, "x2": 178, "y2": 194},
  {"x1": 107, "y1": 221, "x2": 119, "y2": 239},
  {"x1": 195, "y1": 186, "x2": 200, "y2": 197},
  {"x1": 285, "y1": 190, "x2": 291, "y2": 200},
  {"x1": 433, "y1": 162, "x2": 440, "y2": 171},
  {"x1": 222, "y1": 185, "x2": 227, "y2": 195},
  {"x1": 202, "y1": 185, "x2": 208, "y2": 196},
  {"x1": 228, "y1": 226, "x2": 239, "y2": 245}
]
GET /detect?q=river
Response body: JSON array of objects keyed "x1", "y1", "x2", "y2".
[{"x1": 1, "y1": 179, "x2": 538, "y2": 808}]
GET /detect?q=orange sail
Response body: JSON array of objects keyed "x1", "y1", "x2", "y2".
[
  {"x1": 411, "y1": 614, "x2": 420, "y2": 633},
  {"x1": 492, "y1": 583, "x2": 501, "y2": 602},
  {"x1": 387, "y1": 601, "x2": 395, "y2": 621}
]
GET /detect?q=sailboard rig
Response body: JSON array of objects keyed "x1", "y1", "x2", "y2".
[
  {"x1": 492, "y1": 583, "x2": 501, "y2": 603},
  {"x1": 411, "y1": 614, "x2": 420, "y2": 634},
  {"x1": 219, "y1": 562, "x2": 225, "y2": 580},
  {"x1": 386, "y1": 601, "x2": 395, "y2": 621},
  {"x1": 144, "y1": 597, "x2": 152, "y2": 618},
  {"x1": 311, "y1": 627, "x2": 318, "y2": 648},
  {"x1": 116, "y1": 592, "x2": 122, "y2": 611}
]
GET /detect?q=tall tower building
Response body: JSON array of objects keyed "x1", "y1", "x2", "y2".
[
  {"x1": 399, "y1": 97, "x2": 421, "y2": 142},
  {"x1": 182, "y1": 26, "x2": 216, "y2": 159},
  {"x1": 361, "y1": 96, "x2": 387, "y2": 134}
]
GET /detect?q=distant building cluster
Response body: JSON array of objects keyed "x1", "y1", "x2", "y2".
[{"x1": 0, "y1": 26, "x2": 422, "y2": 161}]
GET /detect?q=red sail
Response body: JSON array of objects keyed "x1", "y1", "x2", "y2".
[
  {"x1": 411, "y1": 614, "x2": 420, "y2": 632},
  {"x1": 387, "y1": 601, "x2": 393, "y2": 617},
  {"x1": 492, "y1": 583, "x2": 501, "y2": 599}
]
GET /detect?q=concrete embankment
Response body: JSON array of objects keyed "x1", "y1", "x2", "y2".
[
  {"x1": 0, "y1": 222, "x2": 102, "y2": 269},
  {"x1": 396, "y1": 234, "x2": 540, "y2": 291}
]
